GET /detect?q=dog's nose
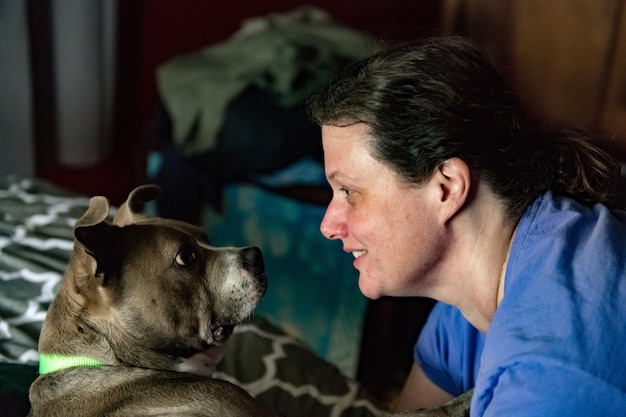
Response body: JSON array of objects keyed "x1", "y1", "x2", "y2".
[{"x1": 241, "y1": 246, "x2": 265, "y2": 276}]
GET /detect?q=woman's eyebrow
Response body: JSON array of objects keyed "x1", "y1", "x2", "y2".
[{"x1": 327, "y1": 171, "x2": 357, "y2": 183}]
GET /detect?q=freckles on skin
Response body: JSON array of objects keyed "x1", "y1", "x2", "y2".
[
  {"x1": 356, "y1": 187, "x2": 443, "y2": 299},
  {"x1": 321, "y1": 123, "x2": 445, "y2": 300}
]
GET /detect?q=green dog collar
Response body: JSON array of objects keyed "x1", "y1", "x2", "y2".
[{"x1": 39, "y1": 353, "x2": 104, "y2": 375}]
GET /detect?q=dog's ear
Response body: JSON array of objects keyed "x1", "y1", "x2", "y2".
[
  {"x1": 74, "y1": 222, "x2": 117, "y2": 277},
  {"x1": 113, "y1": 185, "x2": 161, "y2": 226},
  {"x1": 72, "y1": 221, "x2": 123, "y2": 302},
  {"x1": 76, "y1": 196, "x2": 110, "y2": 228},
  {"x1": 71, "y1": 197, "x2": 119, "y2": 293}
]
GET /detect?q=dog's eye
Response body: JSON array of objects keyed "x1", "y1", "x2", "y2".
[{"x1": 174, "y1": 247, "x2": 196, "y2": 267}]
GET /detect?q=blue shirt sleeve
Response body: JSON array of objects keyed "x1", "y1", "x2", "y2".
[{"x1": 414, "y1": 302, "x2": 484, "y2": 396}]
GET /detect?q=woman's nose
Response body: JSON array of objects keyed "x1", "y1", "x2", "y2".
[{"x1": 320, "y1": 201, "x2": 346, "y2": 240}]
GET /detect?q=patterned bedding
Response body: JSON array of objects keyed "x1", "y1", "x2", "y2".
[{"x1": 0, "y1": 176, "x2": 385, "y2": 416}]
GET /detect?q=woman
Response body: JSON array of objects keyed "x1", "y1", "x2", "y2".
[{"x1": 308, "y1": 36, "x2": 626, "y2": 416}]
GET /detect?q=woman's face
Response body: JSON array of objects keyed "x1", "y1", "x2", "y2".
[{"x1": 321, "y1": 123, "x2": 448, "y2": 299}]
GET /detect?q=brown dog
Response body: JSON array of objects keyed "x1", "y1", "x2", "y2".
[{"x1": 29, "y1": 185, "x2": 280, "y2": 417}]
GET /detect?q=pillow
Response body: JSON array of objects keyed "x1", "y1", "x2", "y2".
[{"x1": 217, "y1": 316, "x2": 385, "y2": 417}]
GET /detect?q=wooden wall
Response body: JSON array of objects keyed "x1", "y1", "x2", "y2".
[{"x1": 443, "y1": 0, "x2": 626, "y2": 158}]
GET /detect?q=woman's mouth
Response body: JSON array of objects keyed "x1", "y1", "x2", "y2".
[{"x1": 352, "y1": 250, "x2": 367, "y2": 259}]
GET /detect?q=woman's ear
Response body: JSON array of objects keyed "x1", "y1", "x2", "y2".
[{"x1": 433, "y1": 157, "x2": 471, "y2": 224}]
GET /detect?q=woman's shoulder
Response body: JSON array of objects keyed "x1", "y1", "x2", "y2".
[
  {"x1": 514, "y1": 191, "x2": 626, "y2": 252},
  {"x1": 485, "y1": 191, "x2": 626, "y2": 391},
  {"x1": 506, "y1": 192, "x2": 625, "y2": 305}
]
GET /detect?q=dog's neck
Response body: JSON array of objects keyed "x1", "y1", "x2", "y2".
[
  {"x1": 39, "y1": 353, "x2": 103, "y2": 374},
  {"x1": 39, "y1": 277, "x2": 189, "y2": 373}
]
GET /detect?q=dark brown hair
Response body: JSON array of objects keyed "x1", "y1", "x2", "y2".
[{"x1": 309, "y1": 36, "x2": 619, "y2": 220}]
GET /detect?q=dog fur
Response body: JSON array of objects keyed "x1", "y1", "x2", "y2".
[
  {"x1": 388, "y1": 389, "x2": 472, "y2": 417},
  {"x1": 29, "y1": 185, "x2": 280, "y2": 417}
]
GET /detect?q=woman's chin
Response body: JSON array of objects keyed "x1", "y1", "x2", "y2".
[{"x1": 358, "y1": 277, "x2": 384, "y2": 300}]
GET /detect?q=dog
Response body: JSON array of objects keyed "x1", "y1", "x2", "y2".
[{"x1": 29, "y1": 185, "x2": 281, "y2": 417}]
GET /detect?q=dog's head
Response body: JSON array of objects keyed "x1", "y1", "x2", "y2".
[{"x1": 67, "y1": 185, "x2": 266, "y2": 368}]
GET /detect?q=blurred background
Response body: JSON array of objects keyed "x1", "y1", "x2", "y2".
[
  {"x1": 1, "y1": 0, "x2": 626, "y2": 406},
  {"x1": 2, "y1": 0, "x2": 624, "y2": 203}
]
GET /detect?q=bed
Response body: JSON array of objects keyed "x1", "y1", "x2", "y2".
[{"x1": 0, "y1": 176, "x2": 385, "y2": 417}]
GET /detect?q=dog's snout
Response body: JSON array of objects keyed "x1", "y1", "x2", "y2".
[{"x1": 241, "y1": 247, "x2": 264, "y2": 275}]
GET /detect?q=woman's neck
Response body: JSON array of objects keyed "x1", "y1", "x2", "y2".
[{"x1": 446, "y1": 191, "x2": 518, "y2": 333}]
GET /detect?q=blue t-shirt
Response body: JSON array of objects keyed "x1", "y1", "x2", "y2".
[
  {"x1": 414, "y1": 302, "x2": 484, "y2": 396},
  {"x1": 475, "y1": 192, "x2": 626, "y2": 416},
  {"x1": 414, "y1": 192, "x2": 626, "y2": 416}
]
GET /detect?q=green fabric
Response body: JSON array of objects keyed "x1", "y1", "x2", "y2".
[{"x1": 157, "y1": 6, "x2": 376, "y2": 156}]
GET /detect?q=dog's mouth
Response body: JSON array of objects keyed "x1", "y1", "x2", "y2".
[{"x1": 210, "y1": 323, "x2": 235, "y2": 343}]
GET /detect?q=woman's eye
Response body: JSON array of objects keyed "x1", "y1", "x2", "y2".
[
  {"x1": 175, "y1": 247, "x2": 196, "y2": 267},
  {"x1": 340, "y1": 187, "x2": 353, "y2": 198}
]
